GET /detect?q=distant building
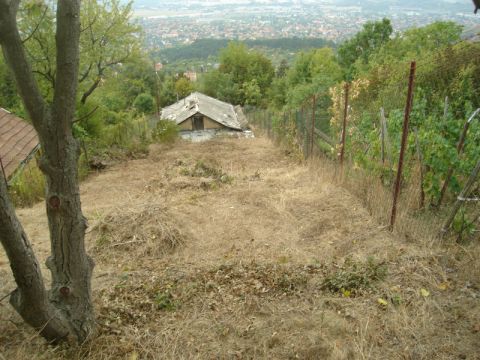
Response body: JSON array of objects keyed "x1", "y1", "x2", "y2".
[
  {"x1": 161, "y1": 92, "x2": 250, "y2": 141},
  {"x1": 0, "y1": 108, "x2": 40, "y2": 181},
  {"x1": 184, "y1": 71, "x2": 198, "y2": 82}
]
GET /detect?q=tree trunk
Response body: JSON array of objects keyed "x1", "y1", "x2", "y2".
[
  {"x1": 0, "y1": 0, "x2": 95, "y2": 343},
  {"x1": 38, "y1": 127, "x2": 95, "y2": 341},
  {"x1": 0, "y1": 178, "x2": 69, "y2": 343}
]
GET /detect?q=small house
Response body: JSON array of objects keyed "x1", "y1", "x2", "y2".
[
  {"x1": 161, "y1": 92, "x2": 250, "y2": 140},
  {"x1": 0, "y1": 108, "x2": 39, "y2": 181}
]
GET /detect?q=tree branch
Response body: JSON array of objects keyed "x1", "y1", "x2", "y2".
[
  {"x1": 79, "y1": 62, "x2": 93, "y2": 83},
  {"x1": 21, "y1": 5, "x2": 49, "y2": 44},
  {"x1": 73, "y1": 105, "x2": 99, "y2": 123},
  {"x1": 80, "y1": 77, "x2": 101, "y2": 104},
  {"x1": 0, "y1": 0, "x2": 47, "y2": 132},
  {"x1": 52, "y1": 0, "x2": 81, "y2": 130}
]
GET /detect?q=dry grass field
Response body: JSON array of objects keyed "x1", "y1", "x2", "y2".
[{"x1": 1, "y1": 136, "x2": 479, "y2": 359}]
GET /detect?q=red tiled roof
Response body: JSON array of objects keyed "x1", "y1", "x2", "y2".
[{"x1": 0, "y1": 108, "x2": 39, "y2": 179}]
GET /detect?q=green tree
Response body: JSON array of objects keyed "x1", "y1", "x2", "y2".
[
  {"x1": 285, "y1": 47, "x2": 342, "y2": 108},
  {"x1": 200, "y1": 70, "x2": 241, "y2": 105},
  {"x1": 276, "y1": 59, "x2": 290, "y2": 78},
  {"x1": 0, "y1": 56, "x2": 23, "y2": 114},
  {"x1": 218, "y1": 42, "x2": 274, "y2": 105},
  {"x1": 78, "y1": 0, "x2": 141, "y2": 104},
  {"x1": 242, "y1": 79, "x2": 262, "y2": 105},
  {"x1": 159, "y1": 75, "x2": 177, "y2": 107},
  {"x1": 17, "y1": 0, "x2": 141, "y2": 105},
  {"x1": 338, "y1": 18, "x2": 393, "y2": 78},
  {"x1": 175, "y1": 76, "x2": 194, "y2": 98},
  {"x1": 134, "y1": 93, "x2": 155, "y2": 114},
  {"x1": 365, "y1": 21, "x2": 463, "y2": 72}
]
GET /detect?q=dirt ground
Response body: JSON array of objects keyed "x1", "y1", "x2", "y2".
[{"x1": 1, "y1": 136, "x2": 479, "y2": 359}]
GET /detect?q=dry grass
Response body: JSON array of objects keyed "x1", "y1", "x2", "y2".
[
  {"x1": 1, "y1": 136, "x2": 479, "y2": 359},
  {"x1": 91, "y1": 204, "x2": 187, "y2": 258}
]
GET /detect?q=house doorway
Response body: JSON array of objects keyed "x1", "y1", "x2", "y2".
[{"x1": 193, "y1": 114, "x2": 204, "y2": 130}]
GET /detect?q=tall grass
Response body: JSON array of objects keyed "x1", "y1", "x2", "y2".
[
  {"x1": 152, "y1": 120, "x2": 179, "y2": 145},
  {"x1": 9, "y1": 161, "x2": 45, "y2": 207}
]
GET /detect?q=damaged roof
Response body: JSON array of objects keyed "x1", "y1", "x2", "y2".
[
  {"x1": 161, "y1": 92, "x2": 247, "y2": 130},
  {"x1": 0, "y1": 108, "x2": 39, "y2": 179}
]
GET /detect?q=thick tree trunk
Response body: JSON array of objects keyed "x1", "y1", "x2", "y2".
[
  {"x1": 0, "y1": 0, "x2": 95, "y2": 343},
  {"x1": 0, "y1": 178, "x2": 69, "y2": 343},
  {"x1": 38, "y1": 130, "x2": 95, "y2": 341}
]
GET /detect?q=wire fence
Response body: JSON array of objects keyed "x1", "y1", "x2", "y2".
[{"x1": 245, "y1": 48, "x2": 480, "y2": 238}]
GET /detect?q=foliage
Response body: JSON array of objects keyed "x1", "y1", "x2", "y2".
[
  {"x1": 174, "y1": 77, "x2": 194, "y2": 99},
  {"x1": 180, "y1": 159, "x2": 234, "y2": 185},
  {"x1": 284, "y1": 47, "x2": 343, "y2": 108},
  {"x1": 155, "y1": 37, "x2": 335, "y2": 63},
  {"x1": 333, "y1": 37, "x2": 480, "y2": 205},
  {"x1": 14, "y1": 0, "x2": 142, "y2": 104},
  {"x1": 152, "y1": 120, "x2": 179, "y2": 144},
  {"x1": 8, "y1": 161, "x2": 45, "y2": 207},
  {"x1": 322, "y1": 257, "x2": 387, "y2": 295},
  {"x1": 133, "y1": 93, "x2": 155, "y2": 114},
  {"x1": 337, "y1": 18, "x2": 393, "y2": 79},
  {"x1": 216, "y1": 42, "x2": 275, "y2": 106},
  {"x1": 0, "y1": 50, "x2": 25, "y2": 115},
  {"x1": 199, "y1": 70, "x2": 241, "y2": 105}
]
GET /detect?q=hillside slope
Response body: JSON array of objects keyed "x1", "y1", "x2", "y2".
[{"x1": 1, "y1": 136, "x2": 479, "y2": 359}]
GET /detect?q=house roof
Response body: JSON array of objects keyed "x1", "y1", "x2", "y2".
[
  {"x1": 0, "y1": 108, "x2": 39, "y2": 179},
  {"x1": 161, "y1": 92, "x2": 246, "y2": 130}
]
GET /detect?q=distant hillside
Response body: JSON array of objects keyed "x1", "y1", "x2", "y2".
[{"x1": 154, "y1": 38, "x2": 336, "y2": 63}]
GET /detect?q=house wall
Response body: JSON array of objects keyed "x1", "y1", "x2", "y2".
[
  {"x1": 178, "y1": 115, "x2": 226, "y2": 131},
  {"x1": 204, "y1": 116, "x2": 225, "y2": 130},
  {"x1": 179, "y1": 118, "x2": 193, "y2": 131}
]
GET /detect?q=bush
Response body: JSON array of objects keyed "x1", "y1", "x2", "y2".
[
  {"x1": 152, "y1": 120, "x2": 179, "y2": 144},
  {"x1": 133, "y1": 93, "x2": 155, "y2": 114}
]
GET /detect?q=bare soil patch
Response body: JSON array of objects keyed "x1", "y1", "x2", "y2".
[{"x1": 1, "y1": 137, "x2": 479, "y2": 359}]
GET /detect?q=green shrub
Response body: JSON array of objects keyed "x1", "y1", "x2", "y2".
[{"x1": 152, "y1": 120, "x2": 179, "y2": 144}]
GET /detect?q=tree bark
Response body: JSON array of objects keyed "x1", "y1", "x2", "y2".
[
  {"x1": 0, "y1": 0, "x2": 95, "y2": 343},
  {"x1": 0, "y1": 178, "x2": 69, "y2": 343}
]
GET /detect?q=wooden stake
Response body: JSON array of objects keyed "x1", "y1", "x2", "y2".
[
  {"x1": 441, "y1": 159, "x2": 480, "y2": 237},
  {"x1": 414, "y1": 127, "x2": 425, "y2": 209},
  {"x1": 437, "y1": 108, "x2": 480, "y2": 207},
  {"x1": 310, "y1": 94, "x2": 316, "y2": 158},
  {"x1": 340, "y1": 82, "x2": 349, "y2": 166}
]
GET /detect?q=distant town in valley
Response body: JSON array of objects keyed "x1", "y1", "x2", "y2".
[{"x1": 134, "y1": 0, "x2": 478, "y2": 50}]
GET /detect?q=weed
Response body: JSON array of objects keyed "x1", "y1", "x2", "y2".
[
  {"x1": 322, "y1": 257, "x2": 387, "y2": 295},
  {"x1": 154, "y1": 291, "x2": 176, "y2": 311},
  {"x1": 180, "y1": 159, "x2": 234, "y2": 187}
]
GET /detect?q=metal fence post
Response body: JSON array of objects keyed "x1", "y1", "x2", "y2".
[
  {"x1": 340, "y1": 82, "x2": 350, "y2": 166},
  {"x1": 390, "y1": 61, "x2": 416, "y2": 230}
]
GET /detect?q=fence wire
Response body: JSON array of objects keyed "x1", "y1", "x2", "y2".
[{"x1": 245, "y1": 46, "x2": 480, "y2": 237}]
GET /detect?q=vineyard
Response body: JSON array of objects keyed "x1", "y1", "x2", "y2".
[{"x1": 247, "y1": 38, "x2": 480, "y2": 243}]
